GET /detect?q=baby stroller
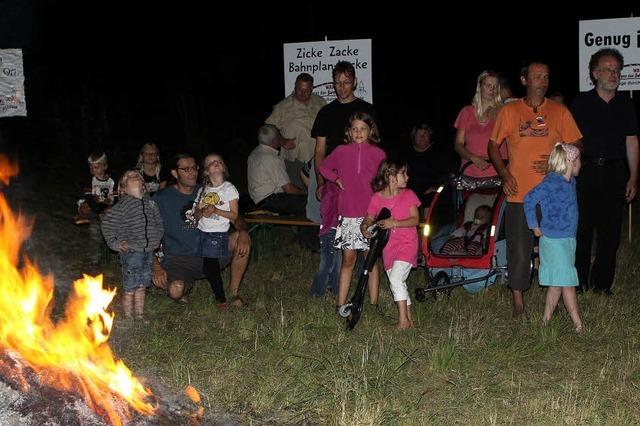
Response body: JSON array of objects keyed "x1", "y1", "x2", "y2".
[{"x1": 415, "y1": 164, "x2": 507, "y2": 301}]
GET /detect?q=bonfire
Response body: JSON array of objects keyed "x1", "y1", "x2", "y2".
[{"x1": 0, "y1": 157, "x2": 201, "y2": 425}]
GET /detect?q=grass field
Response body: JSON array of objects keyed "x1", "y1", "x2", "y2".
[
  {"x1": 104, "y1": 225, "x2": 640, "y2": 425},
  {"x1": 17, "y1": 172, "x2": 640, "y2": 425}
]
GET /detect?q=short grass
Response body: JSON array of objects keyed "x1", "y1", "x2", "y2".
[
  {"x1": 15, "y1": 171, "x2": 640, "y2": 425},
  {"x1": 106, "y1": 227, "x2": 640, "y2": 425}
]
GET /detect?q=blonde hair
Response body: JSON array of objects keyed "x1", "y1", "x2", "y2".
[
  {"x1": 118, "y1": 170, "x2": 147, "y2": 195},
  {"x1": 87, "y1": 152, "x2": 107, "y2": 166},
  {"x1": 472, "y1": 70, "x2": 502, "y2": 120},
  {"x1": 201, "y1": 153, "x2": 229, "y2": 186},
  {"x1": 136, "y1": 143, "x2": 161, "y2": 179},
  {"x1": 548, "y1": 143, "x2": 579, "y2": 175}
]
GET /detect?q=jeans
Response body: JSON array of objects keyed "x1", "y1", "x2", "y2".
[{"x1": 309, "y1": 229, "x2": 341, "y2": 297}]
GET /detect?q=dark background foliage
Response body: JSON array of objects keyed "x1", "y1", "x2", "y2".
[{"x1": 1, "y1": 2, "x2": 638, "y2": 184}]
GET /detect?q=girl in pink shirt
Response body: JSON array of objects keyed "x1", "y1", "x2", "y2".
[
  {"x1": 319, "y1": 112, "x2": 386, "y2": 311},
  {"x1": 362, "y1": 159, "x2": 420, "y2": 330}
]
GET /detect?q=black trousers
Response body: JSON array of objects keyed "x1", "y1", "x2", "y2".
[
  {"x1": 575, "y1": 162, "x2": 627, "y2": 291},
  {"x1": 259, "y1": 193, "x2": 307, "y2": 217},
  {"x1": 505, "y1": 202, "x2": 534, "y2": 291}
]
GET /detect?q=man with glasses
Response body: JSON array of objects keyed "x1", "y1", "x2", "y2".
[
  {"x1": 152, "y1": 153, "x2": 251, "y2": 306},
  {"x1": 571, "y1": 48, "x2": 639, "y2": 295},
  {"x1": 308, "y1": 61, "x2": 378, "y2": 298}
]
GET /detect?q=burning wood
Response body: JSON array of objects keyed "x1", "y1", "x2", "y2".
[{"x1": 0, "y1": 157, "x2": 205, "y2": 425}]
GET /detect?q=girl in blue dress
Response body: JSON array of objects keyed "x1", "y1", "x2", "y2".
[{"x1": 524, "y1": 143, "x2": 584, "y2": 335}]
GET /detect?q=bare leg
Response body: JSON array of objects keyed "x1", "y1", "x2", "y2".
[
  {"x1": 561, "y1": 287, "x2": 583, "y2": 333},
  {"x1": 543, "y1": 287, "x2": 562, "y2": 323},
  {"x1": 368, "y1": 258, "x2": 380, "y2": 305},
  {"x1": 122, "y1": 291, "x2": 134, "y2": 318},
  {"x1": 168, "y1": 280, "x2": 185, "y2": 301},
  {"x1": 228, "y1": 230, "x2": 250, "y2": 304},
  {"x1": 134, "y1": 287, "x2": 147, "y2": 322},
  {"x1": 396, "y1": 300, "x2": 412, "y2": 330},
  {"x1": 337, "y1": 249, "x2": 357, "y2": 306},
  {"x1": 512, "y1": 289, "x2": 525, "y2": 318},
  {"x1": 407, "y1": 303, "x2": 414, "y2": 328}
]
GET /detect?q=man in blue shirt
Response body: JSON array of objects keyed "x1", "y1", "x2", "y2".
[{"x1": 152, "y1": 153, "x2": 251, "y2": 306}]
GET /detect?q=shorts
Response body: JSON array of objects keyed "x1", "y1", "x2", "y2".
[
  {"x1": 162, "y1": 253, "x2": 231, "y2": 291},
  {"x1": 198, "y1": 231, "x2": 230, "y2": 259},
  {"x1": 120, "y1": 250, "x2": 153, "y2": 292},
  {"x1": 334, "y1": 216, "x2": 369, "y2": 251}
]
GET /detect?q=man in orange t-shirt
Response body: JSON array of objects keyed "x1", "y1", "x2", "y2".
[{"x1": 488, "y1": 61, "x2": 582, "y2": 318}]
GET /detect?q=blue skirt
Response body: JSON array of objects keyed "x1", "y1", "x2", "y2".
[{"x1": 538, "y1": 236, "x2": 578, "y2": 287}]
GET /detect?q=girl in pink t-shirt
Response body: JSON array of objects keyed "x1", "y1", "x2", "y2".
[
  {"x1": 361, "y1": 159, "x2": 421, "y2": 330},
  {"x1": 454, "y1": 70, "x2": 507, "y2": 177}
]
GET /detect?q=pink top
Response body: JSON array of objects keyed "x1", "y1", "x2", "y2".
[
  {"x1": 320, "y1": 142, "x2": 386, "y2": 217},
  {"x1": 367, "y1": 189, "x2": 421, "y2": 271},
  {"x1": 454, "y1": 105, "x2": 507, "y2": 177}
]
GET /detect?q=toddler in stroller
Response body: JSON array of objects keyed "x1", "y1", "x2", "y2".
[{"x1": 441, "y1": 205, "x2": 491, "y2": 256}]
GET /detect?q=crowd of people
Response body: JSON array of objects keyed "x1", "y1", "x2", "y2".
[{"x1": 77, "y1": 49, "x2": 637, "y2": 332}]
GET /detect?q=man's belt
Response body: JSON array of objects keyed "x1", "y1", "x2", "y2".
[{"x1": 583, "y1": 157, "x2": 624, "y2": 166}]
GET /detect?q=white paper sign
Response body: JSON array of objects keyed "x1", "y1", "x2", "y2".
[
  {"x1": 579, "y1": 18, "x2": 640, "y2": 92},
  {"x1": 283, "y1": 39, "x2": 372, "y2": 103}
]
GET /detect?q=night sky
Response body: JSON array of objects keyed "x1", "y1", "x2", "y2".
[{"x1": 1, "y1": 2, "x2": 639, "y2": 186}]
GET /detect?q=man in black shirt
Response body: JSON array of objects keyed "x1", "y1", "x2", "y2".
[{"x1": 571, "y1": 48, "x2": 639, "y2": 295}]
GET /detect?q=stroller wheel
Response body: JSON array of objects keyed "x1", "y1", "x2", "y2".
[
  {"x1": 338, "y1": 303, "x2": 352, "y2": 318},
  {"x1": 427, "y1": 271, "x2": 452, "y2": 300},
  {"x1": 415, "y1": 287, "x2": 426, "y2": 302}
]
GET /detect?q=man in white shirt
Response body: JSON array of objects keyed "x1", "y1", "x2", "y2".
[{"x1": 247, "y1": 124, "x2": 307, "y2": 216}]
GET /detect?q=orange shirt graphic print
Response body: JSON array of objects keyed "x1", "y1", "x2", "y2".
[{"x1": 519, "y1": 115, "x2": 549, "y2": 138}]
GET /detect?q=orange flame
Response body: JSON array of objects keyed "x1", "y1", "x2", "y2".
[
  {"x1": 0, "y1": 156, "x2": 18, "y2": 186},
  {"x1": 0, "y1": 157, "x2": 155, "y2": 425}
]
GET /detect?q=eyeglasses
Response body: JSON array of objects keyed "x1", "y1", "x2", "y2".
[
  {"x1": 177, "y1": 166, "x2": 198, "y2": 173},
  {"x1": 599, "y1": 67, "x2": 621, "y2": 75}
]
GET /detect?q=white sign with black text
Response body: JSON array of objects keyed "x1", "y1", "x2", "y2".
[
  {"x1": 283, "y1": 39, "x2": 372, "y2": 103},
  {"x1": 579, "y1": 18, "x2": 640, "y2": 92},
  {"x1": 0, "y1": 49, "x2": 27, "y2": 117}
]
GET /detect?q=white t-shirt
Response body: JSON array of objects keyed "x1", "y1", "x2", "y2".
[
  {"x1": 91, "y1": 176, "x2": 115, "y2": 203},
  {"x1": 197, "y1": 181, "x2": 239, "y2": 233}
]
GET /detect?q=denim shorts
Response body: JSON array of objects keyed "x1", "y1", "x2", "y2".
[
  {"x1": 120, "y1": 250, "x2": 153, "y2": 292},
  {"x1": 198, "y1": 231, "x2": 230, "y2": 259}
]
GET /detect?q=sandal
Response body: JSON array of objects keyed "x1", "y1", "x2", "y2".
[
  {"x1": 230, "y1": 295, "x2": 247, "y2": 308},
  {"x1": 575, "y1": 325, "x2": 585, "y2": 336}
]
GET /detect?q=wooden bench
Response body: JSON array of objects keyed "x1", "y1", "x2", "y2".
[{"x1": 244, "y1": 211, "x2": 319, "y2": 258}]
